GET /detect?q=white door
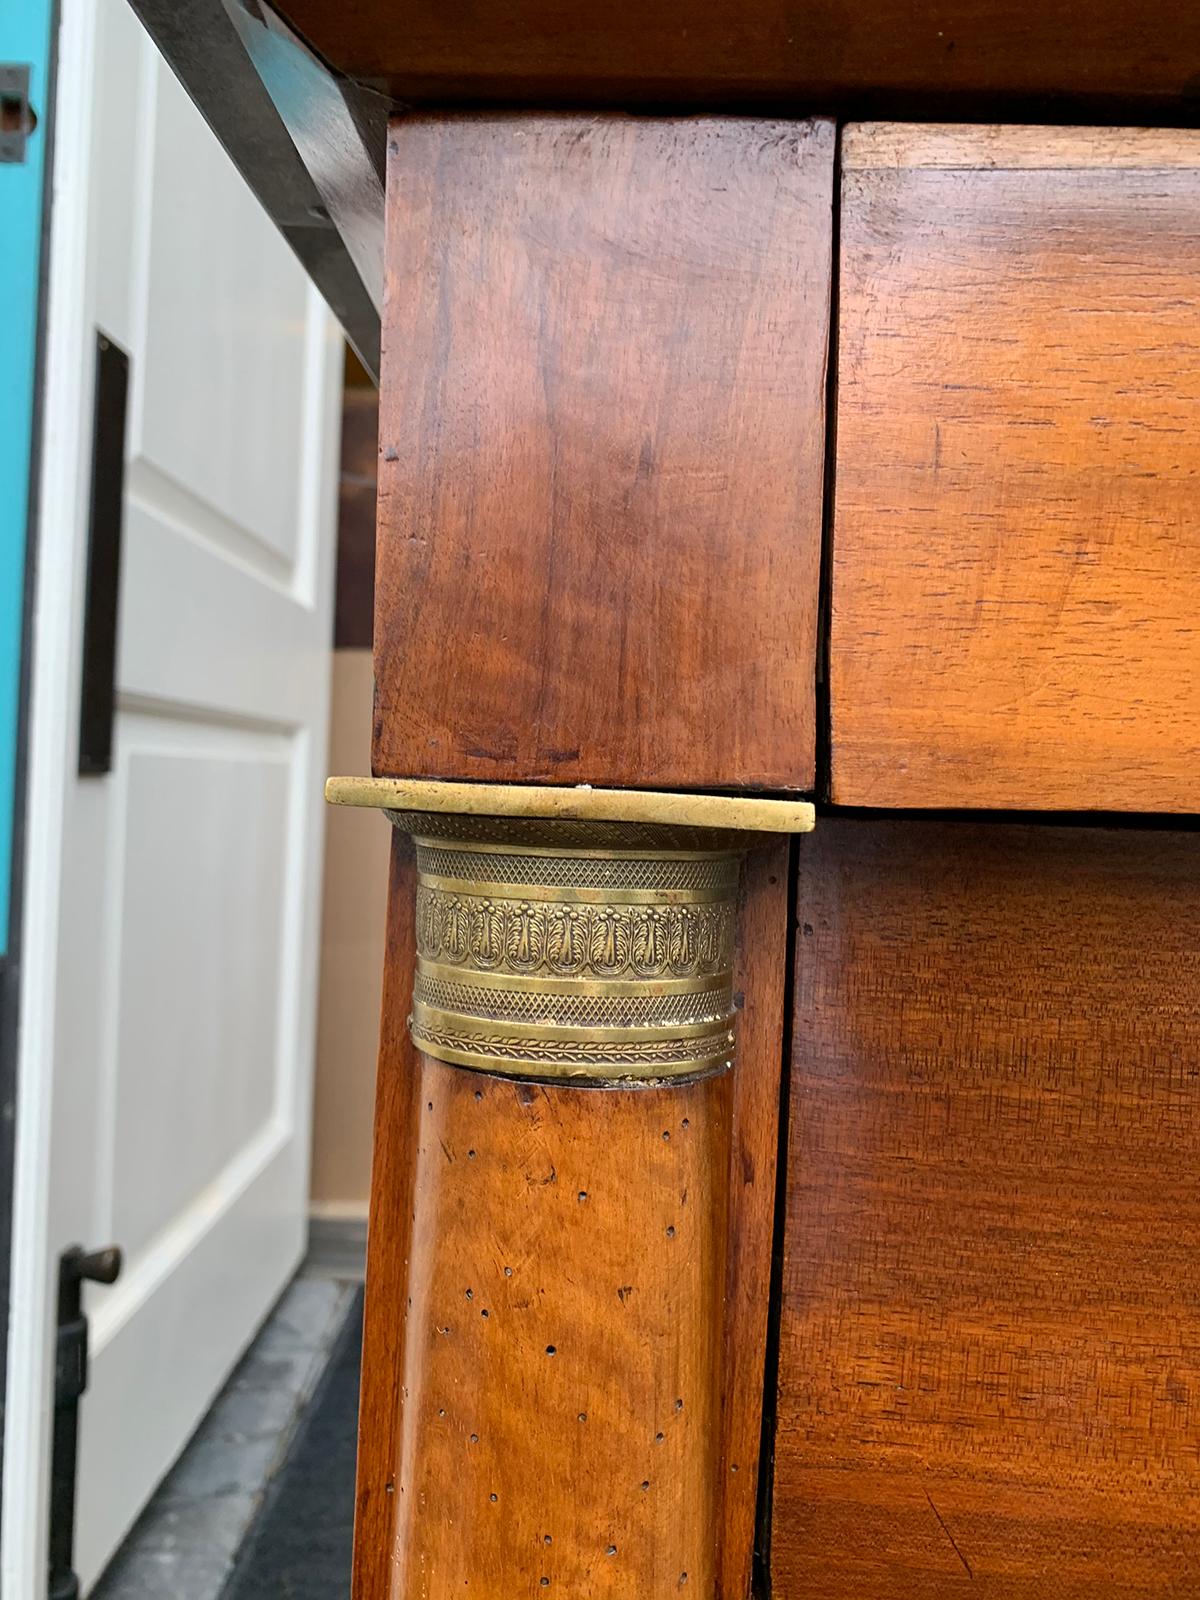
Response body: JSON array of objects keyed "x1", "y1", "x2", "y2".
[{"x1": 4, "y1": 1, "x2": 342, "y2": 1592}]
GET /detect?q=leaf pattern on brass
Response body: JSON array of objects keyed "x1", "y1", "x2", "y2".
[
  {"x1": 416, "y1": 885, "x2": 442, "y2": 959},
  {"x1": 545, "y1": 906, "x2": 589, "y2": 975},
  {"x1": 411, "y1": 1024, "x2": 735, "y2": 1069},
  {"x1": 588, "y1": 907, "x2": 631, "y2": 975},
  {"x1": 505, "y1": 901, "x2": 547, "y2": 971},
  {"x1": 667, "y1": 906, "x2": 700, "y2": 975},
  {"x1": 630, "y1": 908, "x2": 669, "y2": 976},
  {"x1": 416, "y1": 891, "x2": 732, "y2": 979},
  {"x1": 468, "y1": 899, "x2": 505, "y2": 969}
]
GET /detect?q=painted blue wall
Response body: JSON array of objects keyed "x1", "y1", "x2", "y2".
[{"x1": 0, "y1": 0, "x2": 54, "y2": 954}]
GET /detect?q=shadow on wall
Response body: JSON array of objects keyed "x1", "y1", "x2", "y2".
[{"x1": 311, "y1": 360, "x2": 383, "y2": 1218}]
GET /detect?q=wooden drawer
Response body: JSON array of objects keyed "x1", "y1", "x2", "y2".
[
  {"x1": 775, "y1": 817, "x2": 1200, "y2": 1596},
  {"x1": 373, "y1": 115, "x2": 833, "y2": 793},
  {"x1": 831, "y1": 126, "x2": 1200, "y2": 812}
]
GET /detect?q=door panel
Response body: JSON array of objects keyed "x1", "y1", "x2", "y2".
[
  {"x1": 109, "y1": 729, "x2": 290, "y2": 1256},
  {"x1": 137, "y1": 69, "x2": 312, "y2": 567},
  {"x1": 7, "y1": 2, "x2": 341, "y2": 1588}
]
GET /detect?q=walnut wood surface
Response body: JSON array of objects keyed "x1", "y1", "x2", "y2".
[
  {"x1": 718, "y1": 841, "x2": 790, "y2": 1599},
  {"x1": 773, "y1": 817, "x2": 1200, "y2": 1597},
  {"x1": 831, "y1": 124, "x2": 1200, "y2": 811},
  {"x1": 277, "y1": 0, "x2": 1200, "y2": 114},
  {"x1": 354, "y1": 838, "x2": 792, "y2": 1598},
  {"x1": 391, "y1": 1057, "x2": 729, "y2": 1597},
  {"x1": 352, "y1": 836, "x2": 418, "y2": 1598},
  {"x1": 373, "y1": 115, "x2": 832, "y2": 793}
]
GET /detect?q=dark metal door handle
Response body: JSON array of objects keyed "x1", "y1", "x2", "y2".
[{"x1": 78, "y1": 333, "x2": 129, "y2": 776}]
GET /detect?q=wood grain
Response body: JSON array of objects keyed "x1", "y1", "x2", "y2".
[
  {"x1": 373, "y1": 114, "x2": 832, "y2": 793},
  {"x1": 353, "y1": 835, "x2": 793, "y2": 1598},
  {"x1": 718, "y1": 841, "x2": 791, "y2": 1600},
  {"x1": 276, "y1": 0, "x2": 1200, "y2": 114},
  {"x1": 844, "y1": 123, "x2": 1200, "y2": 170},
  {"x1": 773, "y1": 817, "x2": 1200, "y2": 1597},
  {"x1": 390, "y1": 1057, "x2": 730, "y2": 1598},
  {"x1": 831, "y1": 124, "x2": 1200, "y2": 811},
  {"x1": 352, "y1": 834, "x2": 419, "y2": 1600}
]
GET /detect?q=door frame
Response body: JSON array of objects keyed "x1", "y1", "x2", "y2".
[
  {"x1": 6, "y1": 3, "x2": 121, "y2": 1588},
  {"x1": 0, "y1": 0, "x2": 59, "y2": 1583}
]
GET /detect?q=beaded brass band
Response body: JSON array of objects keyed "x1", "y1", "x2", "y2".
[{"x1": 388, "y1": 811, "x2": 742, "y2": 1082}]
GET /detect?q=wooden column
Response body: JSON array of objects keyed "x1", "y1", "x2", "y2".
[
  {"x1": 343, "y1": 107, "x2": 829, "y2": 1600},
  {"x1": 337, "y1": 787, "x2": 809, "y2": 1598},
  {"x1": 395, "y1": 1059, "x2": 730, "y2": 1596}
]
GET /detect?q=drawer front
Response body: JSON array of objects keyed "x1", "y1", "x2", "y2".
[
  {"x1": 373, "y1": 115, "x2": 833, "y2": 793},
  {"x1": 775, "y1": 817, "x2": 1200, "y2": 1596},
  {"x1": 831, "y1": 125, "x2": 1200, "y2": 812}
]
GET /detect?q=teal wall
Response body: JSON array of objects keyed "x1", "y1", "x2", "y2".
[{"x1": 0, "y1": 0, "x2": 54, "y2": 954}]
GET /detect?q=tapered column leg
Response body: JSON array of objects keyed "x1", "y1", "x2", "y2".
[
  {"x1": 388, "y1": 812, "x2": 736, "y2": 1596},
  {"x1": 336, "y1": 785, "x2": 812, "y2": 1600},
  {"x1": 396, "y1": 1058, "x2": 729, "y2": 1595}
]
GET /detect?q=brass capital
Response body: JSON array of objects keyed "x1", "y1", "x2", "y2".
[{"x1": 327, "y1": 779, "x2": 814, "y2": 1085}]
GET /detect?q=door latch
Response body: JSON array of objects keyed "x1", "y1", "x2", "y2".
[
  {"x1": 48, "y1": 1245, "x2": 123, "y2": 1600},
  {"x1": 0, "y1": 65, "x2": 36, "y2": 164}
]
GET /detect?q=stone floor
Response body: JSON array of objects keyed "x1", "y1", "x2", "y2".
[{"x1": 92, "y1": 1231, "x2": 364, "y2": 1600}]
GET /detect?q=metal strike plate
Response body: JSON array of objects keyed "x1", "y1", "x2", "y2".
[{"x1": 0, "y1": 64, "x2": 34, "y2": 164}]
